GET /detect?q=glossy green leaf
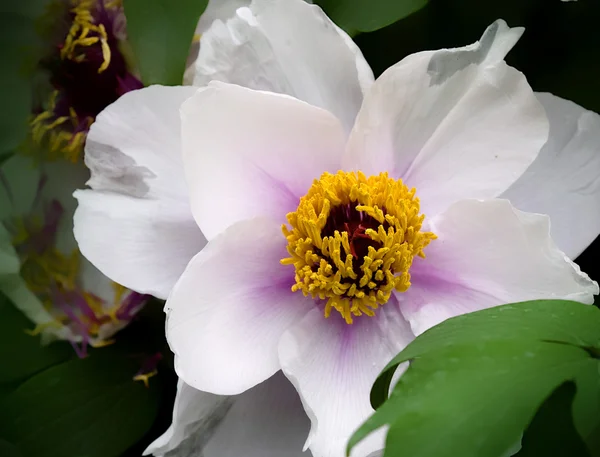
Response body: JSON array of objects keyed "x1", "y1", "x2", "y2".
[
  {"x1": 349, "y1": 340, "x2": 599, "y2": 457},
  {"x1": 123, "y1": 0, "x2": 208, "y2": 85},
  {"x1": 371, "y1": 300, "x2": 600, "y2": 408},
  {"x1": 0, "y1": 293, "x2": 72, "y2": 385},
  {"x1": 515, "y1": 381, "x2": 591, "y2": 457},
  {"x1": 315, "y1": 0, "x2": 428, "y2": 34},
  {"x1": 0, "y1": 346, "x2": 161, "y2": 457}
]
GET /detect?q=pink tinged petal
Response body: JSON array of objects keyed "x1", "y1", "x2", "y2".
[
  {"x1": 501, "y1": 93, "x2": 600, "y2": 259},
  {"x1": 181, "y1": 82, "x2": 346, "y2": 240},
  {"x1": 166, "y1": 218, "x2": 313, "y2": 395},
  {"x1": 75, "y1": 85, "x2": 205, "y2": 298},
  {"x1": 279, "y1": 302, "x2": 415, "y2": 457},
  {"x1": 344, "y1": 20, "x2": 548, "y2": 218},
  {"x1": 401, "y1": 199, "x2": 599, "y2": 336},
  {"x1": 189, "y1": 0, "x2": 373, "y2": 132},
  {"x1": 74, "y1": 191, "x2": 206, "y2": 299}
]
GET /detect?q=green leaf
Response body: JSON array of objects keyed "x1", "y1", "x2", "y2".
[
  {"x1": 515, "y1": 381, "x2": 591, "y2": 457},
  {"x1": 123, "y1": 0, "x2": 208, "y2": 85},
  {"x1": 0, "y1": 14, "x2": 35, "y2": 153},
  {"x1": 371, "y1": 300, "x2": 600, "y2": 409},
  {"x1": 0, "y1": 438, "x2": 21, "y2": 457},
  {"x1": 0, "y1": 152, "x2": 14, "y2": 168},
  {"x1": 315, "y1": 0, "x2": 428, "y2": 34},
  {"x1": 0, "y1": 293, "x2": 72, "y2": 385},
  {"x1": 0, "y1": 345, "x2": 161, "y2": 457},
  {"x1": 349, "y1": 340, "x2": 599, "y2": 457}
]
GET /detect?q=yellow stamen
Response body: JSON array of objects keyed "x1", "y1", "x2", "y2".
[
  {"x1": 90, "y1": 339, "x2": 115, "y2": 348},
  {"x1": 281, "y1": 171, "x2": 436, "y2": 324},
  {"x1": 25, "y1": 320, "x2": 64, "y2": 336},
  {"x1": 133, "y1": 370, "x2": 158, "y2": 388},
  {"x1": 61, "y1": 0, "x2": 112, "y2": 74}
]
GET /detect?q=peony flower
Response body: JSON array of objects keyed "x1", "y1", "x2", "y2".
[
  {"x1": 30, "y1": 0, "x2": 250, "y2": 163},
  {"x1": 73, "y1": 1, "x2": 600, "y2": 456},
  {"x1": 0, "y1": 155, "x2": 149, "y2": 355},
  {"x1": 1, "y1": 0, "x2": 253, "y2": 357}
]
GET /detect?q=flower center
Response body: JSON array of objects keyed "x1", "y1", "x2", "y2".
[
  {"x1": 30, "y1": 0, "x2": 142, "y2": 162},
  {"x1": 281, "y1": 171, "x2": 436, "y2": 324}
]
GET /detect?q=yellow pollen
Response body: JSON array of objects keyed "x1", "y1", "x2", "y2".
[
  {"x1": 281, "y1": 171, "x2": 436, "y2": 324},
  {"x1": 28, "y1": 0, "x2": 116, "y2": 162},
  {"x1": 61, "y1": 0, "x2": 112, "y2": 74},
  {"x1": 29, "y1": 91, "x2": 93, "y2": 163}
]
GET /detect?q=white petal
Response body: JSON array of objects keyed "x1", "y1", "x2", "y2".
[
  {"x1": 501, "y1": 93, "x2": 600, "y2": 259},
  {"x1": 0, "y1": 274, "x2": 74, "y2": 343},
  {"x1": 344, "y1": 20, "x2": 548, "y2": 218},
  {"x1": 400, "y1": 199, "x2": 599, "y2": 335},
  {"x1": 75, "y1": 85, "x2": 204, "y2": 298},
  {"x1": 195, "y1": 0, "x2": 251, "y2": 35},
  {"x1": 0, "y1": 222, "x2": 71, "y2": 342},
  {"x1": 85, "y1": 85, "x2": 195, "y2": 201},
  {"x1": 146, "y1": 373, "x2": 309, "y2": 457},
  {"x1": 74, "y1": 191, "x2": 205, "y2": 299},
  {"x1": 144, "y1": 379, "x2": 232, "y2": 456},
  {"x1": 166, "y1": 218, "x2": 312, "y2": 395},
  {"x1": 279, "y1": 303, "x2": 414, "y2": 457},
  {"x1": 203, "y1": 372, "x2": 310, "y2": 457},
  {"x1": 181, "y1": 82, "x2": 346, "y2": 240},
  {"x1": 189, "y1": 0, "x2": 373, "y2": 132}
]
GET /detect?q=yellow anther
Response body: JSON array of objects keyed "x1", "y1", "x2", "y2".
[
  {"x1": 25, "y1": 320, "x2": 63, "y2": 336},
  {"x1": 281, "y1": 171, "x2": 436, "y2": 324},
  {"x1": 133, "y1": 370, "x2": 158, "y2": 388},
  {"x1": 90, "y1": 339, "x2": 115, "y2": 348}
]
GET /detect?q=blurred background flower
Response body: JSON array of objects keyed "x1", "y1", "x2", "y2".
[{"x1": 0, "y1": 0, "x2": 149, "y2": 356}]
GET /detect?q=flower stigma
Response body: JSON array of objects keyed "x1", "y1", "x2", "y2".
[{"x1": 282, "y1": 171, "x2": 436, "y2": 324}]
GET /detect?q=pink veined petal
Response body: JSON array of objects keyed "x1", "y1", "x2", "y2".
[
  {"x1": 74, "y1": 85, "x2": 204, "y2": 298},
  {"x1": 166, "y1": 218, "x2": 314, "y2": 395},
  {"x1": 399, "y1": 199, "x2": 598, "y2": 335},
  {"x1": 180, "y1": 82, "x2": 346, "y2": 240},
  {"x1": 344, "y1": 20, "x2": 548, "y2": 219},
  {"x1": 279, "y1": 301, "x2": 415, "y2": 457},
  {"x1": 189, "y1": 0, "x2": 373, "y2": 132},
  {"x1": 501, "y1": 93, "x2": 600, "y2": 260}
]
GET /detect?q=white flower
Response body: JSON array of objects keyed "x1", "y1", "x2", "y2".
[
  {"x1": 73, "y1": 1, "x2": 600, "y2": 456},
  {"x1": 0, "y1": 0, "x2": 254, "y2": 355}
]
